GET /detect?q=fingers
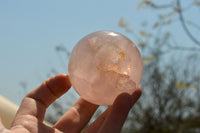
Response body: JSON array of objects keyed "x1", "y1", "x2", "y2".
[
  {"x1": 83, "y1": 106, "x2": 111, "y2": 133},
  {"x1": 99, "y1": 87, "x2": 142, "y2": 133},
  {"x1": 86, "y1": 87, "x2": 142, "y2": 133},
  {"x1": 13, "y1": 74, "x2": 71, "y2": 125},
  {"x1": 54, "y1": 98, "x2": 99, "y2": 133}
]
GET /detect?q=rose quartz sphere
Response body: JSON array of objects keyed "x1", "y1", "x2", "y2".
[{"x1": 68, "y1": 31, "x2": 143, "y2": 105}]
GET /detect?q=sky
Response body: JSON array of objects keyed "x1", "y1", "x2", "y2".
[
  {"x1": 0, "y1": 0, "x2": 146, "y2": 105},
  {"x1": 0, "y1": 0, "x2": 199, "y2": 105}
]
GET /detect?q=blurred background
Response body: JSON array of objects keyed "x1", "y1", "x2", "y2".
[{"x1": 0, "y1": 0, "x2": 200, "y2": 132}]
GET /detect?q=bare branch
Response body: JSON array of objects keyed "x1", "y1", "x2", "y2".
[
  {"x1": 147, "y1": 1, "x2": 173, "y2": 9},
  {"x1": 167, "y1": 33, "x2": 200, "y2": 51},
  {"x1": 167, "y1": 45, "x2": 200, "y2": 51},
  {"x1": 177, "y1": 0, "x2": 200, "y2": 47}
]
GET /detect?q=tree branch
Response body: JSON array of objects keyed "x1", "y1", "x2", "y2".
[
  {"x1": 177, "y1": 0, "x2": 200, "y2": 47},
  {"x1": 167, "y1": 45, "x2": 200, "y2": 51},
  {"x1": 148, "y1": 2, "x2": 172, "y2": 9},
  {"x1": 166, "y1": 34, "x2": 200, "y2": 51}
]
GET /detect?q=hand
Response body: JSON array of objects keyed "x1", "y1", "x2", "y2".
[{"x1": 0, "y1": 74, "x2": 142, "y2": 133}]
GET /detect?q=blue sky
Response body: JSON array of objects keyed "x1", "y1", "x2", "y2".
[
  {"x1": 0, "y1": 0, "x2": 146, "y2": 104},
  {"x1": 0, "y1": 0, "x2": 198, "y2": 105}
]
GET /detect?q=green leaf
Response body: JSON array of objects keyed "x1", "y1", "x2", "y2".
[
  {"x1": 118, "y1": 17, "x2": 129, "y2": 28},
  {"x1": 153, "y1": 22, "x2": 159, "y2": 28},
  {"x1": 137, "y1": 0, "x2": 150, "y2": 10},
  {"x1": 159, "y1": 14, "x2": 165, "y2": 19},
  {"x1": 177, "y1": 81, "x2": 188, "y2": 89},
  {"x1": 143, "y1": 55, "x2": 155, "y2": 64},
  {"x1": 138, "y1": 41, "x2": 147, "y2": 48},
  {"x1": 167, "y1": 18, "x2": 171, "y2": 24},
  {"x1": 189, "y1": 83, "x2": 198, "y2": 89},
  {"x1": 139, "y1": 31, "x2": 153, "y2": 37}
]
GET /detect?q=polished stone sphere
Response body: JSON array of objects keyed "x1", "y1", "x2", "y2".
[{"x1": 68, "y1": 31, "x2": 143, "y2": 105}]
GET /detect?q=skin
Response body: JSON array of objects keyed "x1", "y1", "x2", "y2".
[{"x1": 0, "y1": 74, "x2": 142, "y2": 133}]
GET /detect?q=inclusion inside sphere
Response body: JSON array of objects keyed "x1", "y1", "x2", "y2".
[{"x1": 68, "y1": 31, "x2": 143, "y2": 105}]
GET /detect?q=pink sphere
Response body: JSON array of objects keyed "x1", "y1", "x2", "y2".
[{"x1": 68, "y1": 31, "x2": 143, "y2": 105}]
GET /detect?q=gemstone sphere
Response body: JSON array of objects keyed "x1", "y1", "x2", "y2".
[{"x1": 68, "y1": 31, "x2": 143, "y2": 105}]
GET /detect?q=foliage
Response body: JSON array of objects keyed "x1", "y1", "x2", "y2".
[{"x1": 119, "y1": 0, "x2": 200, "y2": 132}]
